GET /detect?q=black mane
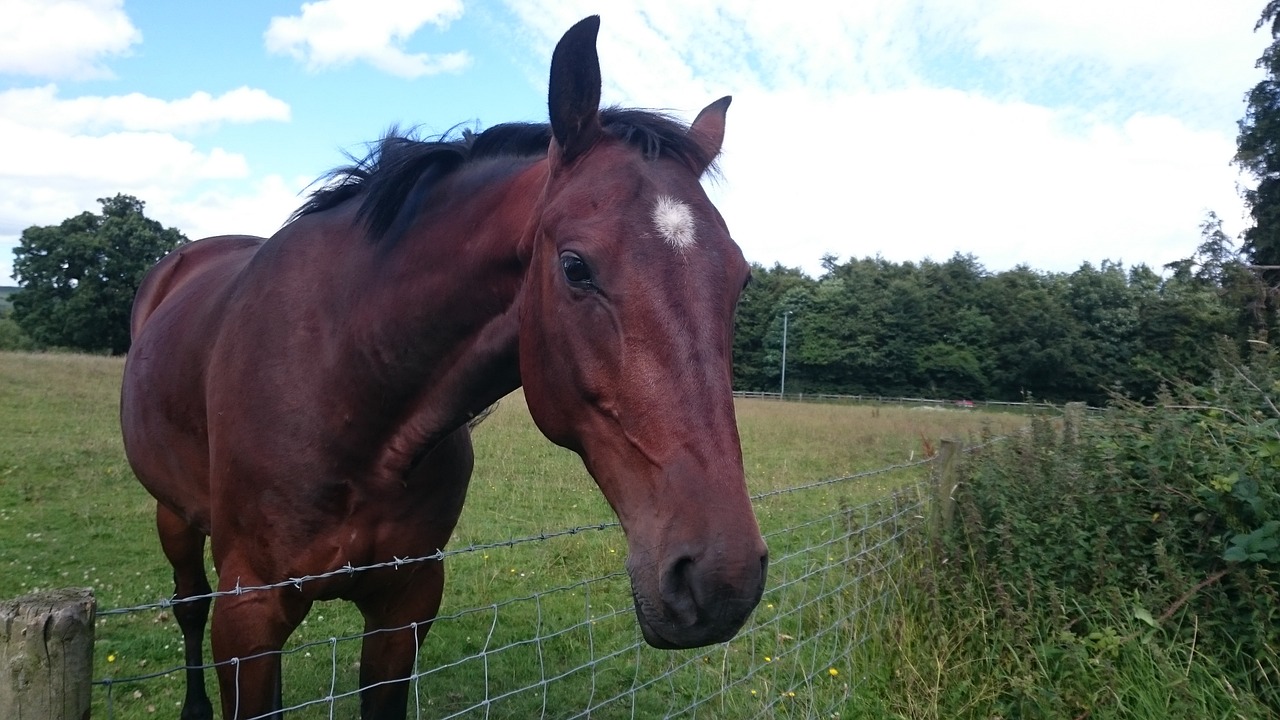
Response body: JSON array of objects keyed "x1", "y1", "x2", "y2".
[{"x1": 290, "y1": 108, "x2": 717, "y2": 243}]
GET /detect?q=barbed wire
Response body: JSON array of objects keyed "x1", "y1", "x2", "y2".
[
  {"x1": 94, "y1": 477, "x2": 933, "y2": 719},
  {"x1": 88, "y1": 421, "x2": 1028, "y2": 717},
  {"x1": 96, "y1": 521, "x2": 620, "y2": 617},
  {"x1": 97, "y1": 454, "x2": 937, "y2": 619}
]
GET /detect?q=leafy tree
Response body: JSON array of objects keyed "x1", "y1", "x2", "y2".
[
  {"x1": 810, "y1": 256, "x2": 925, "y2": 395},
  {"x1": 768, "y1": 283, "x2": 817, "y2": 392},
  {"x1": 913, "y1": 255, "x2": 994, "y2": 398},
  {"x1": 0, "y1": 315, "x2": 35, "y2": 351},
  {"x1": 977, "y1": 266, "x2": 1089, "y2": 402},
  {"x1": 1236, "y1": 2, "x2": 1280, "y2": 333},
  {"x1": 1062, "y1": 261, "x2": 1141, "y2": 401},
  {"x1": 733, "y1": 262, "x2": 814, "y2": 391},
  {"x1": 1194, "y1": 212, "x2": 1269, "y2": 343},
  {"x1": 11, "y1": 195, "x2": 186, "y2": 354},
  {"x1": 1132, "y1": 272, "x2": 1236, "y2": 394},
  {"x1": 915, "y1": 341, "x2": 987, "y2": 398}
]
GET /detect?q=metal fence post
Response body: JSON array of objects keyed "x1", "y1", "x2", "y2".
[{"x1": 0, "y1": 588, "x2": 95, "y2": 720}]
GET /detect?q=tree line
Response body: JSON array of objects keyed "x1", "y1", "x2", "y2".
[
  {"x1": 733, "y1": 213, "x2": 1271, "y2": 405},
  {"x1": 2, "y1": 199, "x2": 1273, "y2": 406}
]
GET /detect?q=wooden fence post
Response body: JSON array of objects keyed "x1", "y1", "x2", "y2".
[
  {"x1": 932, "y1": 439, "x2": 961, "y2": 538},
  {"x1": 1063, "y1": 402, "x2": 1086, "y2": 445},
  {"x1": 0, "y1": 588, "x2": 95, "y2": 720}
]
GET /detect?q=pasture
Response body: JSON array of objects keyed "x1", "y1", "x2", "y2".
[{"x1": 0, "y1": 351, "x2": 1029, "y2": 718}]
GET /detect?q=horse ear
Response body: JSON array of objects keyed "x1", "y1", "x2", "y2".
[
  {"x1": 548, "y1": 16, "x2": 603, "y2": 165},
  {"x1": 688, "y1": 96, "x2": 731, "y2": 175}
]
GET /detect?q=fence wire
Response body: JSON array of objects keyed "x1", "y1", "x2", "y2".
[{"x1": 93, "y1": 459, "x2": 935, "y2": 719}]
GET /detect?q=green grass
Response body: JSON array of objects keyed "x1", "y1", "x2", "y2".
[
  {"x1": 843, "y1": 557, "x2": 1274, "y2": 720},
  {"x1": 0, "y1": 351, "x2": 1028, "y2": 718}
]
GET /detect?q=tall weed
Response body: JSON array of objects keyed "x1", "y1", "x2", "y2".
[{"x1": 902, "y1": 350, "x2": 1279, "y2": 716}]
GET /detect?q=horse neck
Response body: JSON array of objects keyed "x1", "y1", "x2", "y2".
[{"x1": 350, "y1": 159, "x2": 547, "y2": 467}]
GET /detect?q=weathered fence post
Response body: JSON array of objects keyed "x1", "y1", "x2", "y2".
[
  {"x1": 1063, "y1": 402, "x2": 1086, "y2": 445},
  {"x1": 1, "y1": 588, "x2": 95, "y2": 720},
  {"x1": 931, "y1": 439, "x2": 962, "y2": 539}
]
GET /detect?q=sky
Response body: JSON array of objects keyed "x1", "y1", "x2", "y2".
[{"x1": 0, "y1": 0, "x2": 1273, "y2": 283}]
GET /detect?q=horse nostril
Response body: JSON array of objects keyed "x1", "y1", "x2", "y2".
[{"x1": 660, "y1": 555, "x2": 699, "y2": 626}]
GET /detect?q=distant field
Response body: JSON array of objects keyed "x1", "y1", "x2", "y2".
[{"x1": 0, "y1": 351, "x2": 1031, "y2": 718}]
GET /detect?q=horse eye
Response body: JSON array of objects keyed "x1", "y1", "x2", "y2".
[{"x1": 560, "y1": 252, "x2": 594, "y2": 287}]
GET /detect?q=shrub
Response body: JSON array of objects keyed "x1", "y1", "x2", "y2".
[
  {"x1": 0, "y1": 315, "x2": 36, "y2": 351},
  {"x1": 942, "y1": 350, "x2": 1279, "y2": 713}
]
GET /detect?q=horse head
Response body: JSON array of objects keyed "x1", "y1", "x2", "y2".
[{"x1": 518, "y1": 16, "x2": 767, "y2": 649}]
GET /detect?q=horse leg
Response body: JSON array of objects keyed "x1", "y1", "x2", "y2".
[
  {"x1": 209, "y1": 566, "x2": 311, "y2": 720},
  {"x1": 157, "y1": 504, "x2": 214, "y2": 720},
  {"x1": 354, "y1": 561, "x2": 446, "y2": 720}
]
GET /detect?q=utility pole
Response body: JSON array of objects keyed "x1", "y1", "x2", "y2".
[{"x1": 780, "y1": 310, "x2": 792, "y2": 399}]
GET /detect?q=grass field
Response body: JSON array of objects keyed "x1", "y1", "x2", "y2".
[{"x1": 0, "y1": 351, "x2": 1031, "y2": 718}]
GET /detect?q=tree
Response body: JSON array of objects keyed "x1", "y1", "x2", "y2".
[
  {"x1": 1170, "y1": 212, "x2": 1270, "y2": 345},
  {"x1": 978, "y1": 266, "x2": 1089, "y2": 402},
  {"x1": 732, "y1": 262, "x2": 814, "y2": 391},
  {"x1": 1236, "y1": 2, "x2": 1280, "y2": 333},
  {"x1": 1062, "y1": 261, "x2": 1141, "y2": 402},
  {"x1": 1133, "y1": 271, "x2": 1237, "y2": 392},
  {"x1": 11, "y1": 195, "x2": 186, "y2": 354}
]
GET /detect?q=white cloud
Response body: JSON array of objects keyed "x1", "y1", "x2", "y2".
[
  {"x1": 504, "y1": 1, "x2": 1266, "y2": 274},
  {"x1": 0, "y1": 119, "x2": 248, "y2": 192},
  {"x1": 0, "y1": 85, "x2": 291, "y2": 134},
  {"x1": 951, "y1": 1, "x2": 1267, "y2": 128},
  {"x1": 0, "y1": 85, "x2": 294, "y2": 281},
  {"x1": 0, "y1": 0, "x2": 141, "y2": 79},
  {"x1": 963, "y1": 1, "x2": 1262, "y2": 86},
  {"x1": 148, "y1": 175, "x2": 304, "y2": 244},
  {"x1": 0, "y1": 172, "x2": 304, "y2": 283},
  {"x1": 504, "y1": 1, "x2": 1268, "y2": 118},
  {"x1": 711, "y1": 90, "x2": 1242, "y2": 275},
  {"x1": 265, "y1": 0, "x2": 471, "y2": 78}
]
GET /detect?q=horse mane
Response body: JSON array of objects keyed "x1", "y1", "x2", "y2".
[{"x1": 290, "y1": 108, "x2": 718, "y2": 244}]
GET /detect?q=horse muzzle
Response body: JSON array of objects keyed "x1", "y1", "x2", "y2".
[{"x1": 628, "y1": 540, "x2": 768, "y2": 649}]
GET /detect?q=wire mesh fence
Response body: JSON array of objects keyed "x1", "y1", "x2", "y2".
[
  {"x1": 733, "y1": 390, "x2": 1089, "y2": 414},
  {"x1": 91, "y1": 460, "x2": 934, "y2": 719}
]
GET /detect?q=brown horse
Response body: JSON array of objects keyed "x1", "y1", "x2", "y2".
[{"x1": 120, "y1": 16, "x2": 766, "y2": 720}]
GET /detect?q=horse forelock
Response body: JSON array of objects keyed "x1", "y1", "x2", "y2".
[{"x1": 288, "y1": 108, "x2": 717, "y2": 245}]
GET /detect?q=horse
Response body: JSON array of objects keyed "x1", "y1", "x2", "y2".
[{"x1": 120, "y1": 16, "x2": 767, "y2": 720}]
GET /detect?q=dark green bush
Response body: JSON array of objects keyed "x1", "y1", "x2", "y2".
[
  {"x1": 0, "y1": 315, "x2": 36, "y2": 351},
  {"x1": 946, "y1": 351, "x2": 1280, "y2": 712}
]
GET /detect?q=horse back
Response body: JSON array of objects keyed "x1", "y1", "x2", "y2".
[{"x1": 131, "y1": 235, "x2": 265, "y2": 338}]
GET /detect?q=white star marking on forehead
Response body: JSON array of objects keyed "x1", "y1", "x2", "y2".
[{"x1": 652, "y1": 195, "x2": 696, "y2": 251}]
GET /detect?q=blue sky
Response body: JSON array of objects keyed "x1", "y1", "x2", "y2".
[{"x1": 0, "y1": 0, "x2": 1272, "y2": 283}]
